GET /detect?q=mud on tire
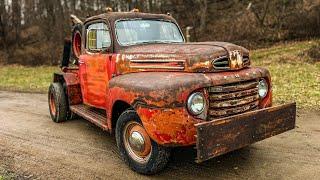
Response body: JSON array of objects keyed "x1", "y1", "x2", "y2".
[
  {"x1": 48, "y1": 83, "x2": 68, "y2": 123},
  {"x1": 115, "y1": 110, "x2": 171, "y2": 175}
]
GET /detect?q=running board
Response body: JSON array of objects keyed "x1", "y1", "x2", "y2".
[{"x1": 70, "y1": 104, "x2": 108, "y2": 130}]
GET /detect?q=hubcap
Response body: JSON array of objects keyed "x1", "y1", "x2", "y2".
[
  {"x1": 128, "y1": 131, "x2": 145, "y2": 152},
  {"x1": 123, "y1": 121, "x2": 152, "y2": 164}
]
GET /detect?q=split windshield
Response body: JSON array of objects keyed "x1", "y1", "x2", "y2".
[{"x1": 115, "y1": 20, "x2": 184, "y2": 46}]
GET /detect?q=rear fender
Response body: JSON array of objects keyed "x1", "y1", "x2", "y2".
[{"x1": 53, "y1": 72, "x2": 82, "y2": 105}]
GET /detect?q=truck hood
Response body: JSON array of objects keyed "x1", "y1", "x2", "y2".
[{"x1": 116, "y1": 42, "x2": 250, "y2": 74}]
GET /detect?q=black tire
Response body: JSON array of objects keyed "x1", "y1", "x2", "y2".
[
  {"x1": 115, "y1": 110, "x2": 171, "y2": 175},
  {"x1": 48, "y1": 83, "x2": 68, "y2": 123}
]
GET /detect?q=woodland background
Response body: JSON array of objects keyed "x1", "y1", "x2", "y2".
[{"x1": 0, "y1": 0, "x2": 319, "y2": 65}]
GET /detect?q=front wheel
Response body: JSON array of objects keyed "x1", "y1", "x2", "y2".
[{"x1": 116, "y1": 110, "x2": 171, "y2": 175}]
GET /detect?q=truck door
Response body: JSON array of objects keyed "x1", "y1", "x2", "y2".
[{"x1": 79, "y1": 22, "x2": 112, "y2": 109}]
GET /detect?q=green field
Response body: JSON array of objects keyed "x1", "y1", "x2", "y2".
[
  {"x1": 0, "y1": 40, "x2": 319, "y2": 109},
  {"x1": 0, "y1": 66, "x2": 58, "y2": 93},
  {"x1": 251, "y1": 40, "x2": 320, "y2": 110}
]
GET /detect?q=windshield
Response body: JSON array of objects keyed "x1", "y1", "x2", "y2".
[{"x1": 115, "y1": 20, "x2": 184, "y2": 46}]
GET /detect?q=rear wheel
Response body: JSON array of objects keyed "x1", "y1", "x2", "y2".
[
  {"x1": 48, "y1": 83, "x2": 68, "y2": 123},
  {"x1": 116, "y1": 110, "x2": 171, "y2": 175}
]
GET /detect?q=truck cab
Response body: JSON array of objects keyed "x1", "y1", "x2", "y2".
[{"x1": 48, "y1": 10, "x2": 296, "y2": 174}]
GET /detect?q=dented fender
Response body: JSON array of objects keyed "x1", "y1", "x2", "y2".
[{"x1": 106, "y1": 67, "x2": 272, "y2": 146}]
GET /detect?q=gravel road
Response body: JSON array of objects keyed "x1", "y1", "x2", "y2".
[{"x1": 0, "y1": 91, "x2": 319, "y2": 179}]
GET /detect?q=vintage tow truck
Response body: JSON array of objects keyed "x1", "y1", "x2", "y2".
[{"x1": 48, "y1": 9, "x2": 296, "y2": 174}]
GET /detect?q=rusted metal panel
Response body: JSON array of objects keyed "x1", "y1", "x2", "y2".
[
  {"x1": 53, "y1": 72, "x2": 82, "y2": 105},
  {"x1": 68, "y1": 84, "x2": 82, "y2": 105},
  {"x1": 114, "y1": 42, "x2": 250, "y2": 74},
  {"x1": 85, "y1": 12, "x2": 178, "y2": 27},
  {"x1": 136, "y1": 106, "x2": 201, "y2": 146},
  {"x1": 195, "y1": 103, "x2": 296, "y2": 163}
]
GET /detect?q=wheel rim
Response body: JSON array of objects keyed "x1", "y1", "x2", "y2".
[
  {"x1": 123, "y1": 121, "x2": 152, "y2": 164},
  {"x1": 49, "y1": 93, "x2": 56, "y2": 115}
]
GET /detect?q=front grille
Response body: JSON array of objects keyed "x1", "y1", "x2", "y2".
[
  {"x1": 208, "y1": 79, "x2": 259, "y2": 119},
  {"x1": 212, "y1": 56, "x2": 229, "y2": 70},
  {"x1": 212, "y1": 55, "x2": 250, "y2": 70}
]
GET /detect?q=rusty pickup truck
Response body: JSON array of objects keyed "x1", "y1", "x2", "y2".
[{"x1": 48, "y1": 9, "x2": 296, "y2": 174}]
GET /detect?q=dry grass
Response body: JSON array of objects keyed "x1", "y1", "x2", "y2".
[{"x1": 0, "y1": 40, "x2": 319, "y2": 110}]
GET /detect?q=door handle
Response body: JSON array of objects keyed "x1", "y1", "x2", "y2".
[{"x1": 78, "y1": 60, "x2": 84, "y2": 64}]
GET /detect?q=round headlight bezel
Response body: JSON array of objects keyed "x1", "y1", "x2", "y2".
[
  {"x1": 187, "y1": 92, "x2": 206, "y2": 116},
  {"x1": 258, "y1": 79, "x2": 269, "y2": 99}
]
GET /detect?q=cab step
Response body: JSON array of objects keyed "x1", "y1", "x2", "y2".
[{"x1": 70, "y1": 104, "x2": 108, "y2": 129}]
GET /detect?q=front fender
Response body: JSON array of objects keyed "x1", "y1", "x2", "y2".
[{"x1": 107, "y1": 67, "x2": 271, "y2": 146}]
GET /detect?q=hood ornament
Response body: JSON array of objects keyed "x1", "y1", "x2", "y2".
[{"x1": 229, "y1": 50, "x2": 244, "y2": 70}]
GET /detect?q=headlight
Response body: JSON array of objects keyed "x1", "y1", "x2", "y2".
[
  {"x1": 187, "y1": 92, "x2": 205, "y2": 115},
  {"x1": 258, "y1": 79, "x2": 268, "y2": 99}
]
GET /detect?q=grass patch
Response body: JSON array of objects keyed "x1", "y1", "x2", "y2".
[
  {"x1": 0, "y1": 65, "x2": 58, "y2": 93},
  {"x1": 251, "y1": 40, "x2": 320, "y2": 110},
  {"x1": 0, "y1": 167, "x2": 15, "y2": 180},
  {"x1": 0, "y1": 40, "x2": 319, "y2": 109}
]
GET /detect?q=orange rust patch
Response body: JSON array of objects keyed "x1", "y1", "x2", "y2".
[{"x1": 137, "y1": 107, "x2": 201, "y2": 146}]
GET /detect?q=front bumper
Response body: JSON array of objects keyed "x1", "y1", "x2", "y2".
[{"x1": 195, "y1": 103, "x2": 296, "y2": 163}]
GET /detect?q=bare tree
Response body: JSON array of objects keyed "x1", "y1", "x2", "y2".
[
  {"x1": 248, "y1": 0, "x2": 271, "y2": 27},
  {"x1": 198, "y1": 0, "x2": 207, "y2": 33},
  {"x1": 0, "y1": 0, "x2": 319, "y2": 65}
]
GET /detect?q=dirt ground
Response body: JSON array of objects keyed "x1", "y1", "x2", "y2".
[{"x1": 0, "y1": 91, "x2": 319, "y2": 180}]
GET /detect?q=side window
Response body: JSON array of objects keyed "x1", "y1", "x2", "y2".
[{"x1": 86, "y1": 22, "x2": 111, "y2": 51}]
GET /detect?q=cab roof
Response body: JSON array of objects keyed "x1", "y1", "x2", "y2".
[{"x1": 84, "y1": 12, "x2": 178, "y2": 24}]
